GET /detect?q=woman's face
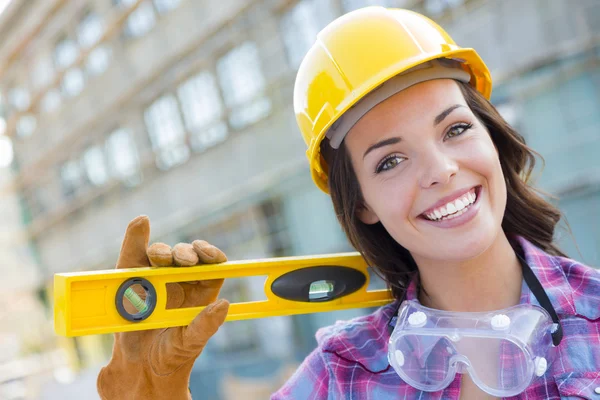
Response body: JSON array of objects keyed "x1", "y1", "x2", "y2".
[{"x1": 345, "y1": 79, "x2": 507, "y2": 263}]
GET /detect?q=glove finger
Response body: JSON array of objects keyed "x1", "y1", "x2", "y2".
[
  {"x1": 150, "y1": 299, "x2": 229, "y2": 375},
  {"x1": 165, "y1": 282, "x2": 185, "y2": 309},
  {"x1": 147, "y1": 243, "x2": 173, "y2": 267},
  {"x1": 116, "y1": 216, "x2": 151, "y2": 269},
  {"x1": 173, "y1": 243, "x2": 200, "y2": 266},
  {"x1": 177, "y1": 279, "x2": 224, "y2": 309},
  {"x1": 192, "y1": 240, "x2": 227, "y2": 264},
  {"x1": 184, "y1": 298, "x2": 229, "y2": 350}
]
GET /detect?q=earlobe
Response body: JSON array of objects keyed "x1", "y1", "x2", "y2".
[{"x1": 357, "y1": 203, "x2": 380, "y2": 225}]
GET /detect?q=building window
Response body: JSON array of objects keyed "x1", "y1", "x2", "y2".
[
  {"x1": 82, "y1": 145, "x2": 109, "y2": 186},
  {"x1": 40, "y1": 90, "x2": 62, "y2": 114},
  {"x1": 77, "y1": 11, "x2": 104, "y2": 48},
  {"x1": 116, "y1": 0, "x2": 157, "y2": 38},
  {"x1": 60, "y1": 159, "x2": 84, "y2": 199},
  {"x1": 190, "y1": 121, "x2": 227, "y2": 153},
  {"x1": 144, "y1": 94, "x2": 189, "y2": 170},
  {"x1": 77, "y1": 10, "x2": 111, "y2": 76},
  {"x1": 177, "y1": 71, "x2": 227, "y2": 152},
  {"x1": 0, "y1": 136, "x2": 13, "y2": 168},
  {"x1": 217, "y1": 42, "x2": 271, "y2": 130},
  {"x1": 153, "y1": 0, "x2": 180, "y2": 14},
  {"x1": 86, "y1": 46, "x2": 112, "y2": 76},
  {"x1": 61, "y1": 68, "x2": 85, "y2": 97},
  {"x1": 16, "y1": 115, "x2": 36, "y2": 138},
  {"x1": 280, "y1": 0, "x2": 337, "y2": 69},
  {"x1": 105, "y1": 128, "x2": 141, "y2": 186},
  {"x1": 8, "y1": 87, "x2": 30, "y2": 111},
  {"x1": 30, "y1": 56, "x2": 54, "y2": 90},
  {"x1": 54, "y1": 36, "x2": 79, "y2": 69}
]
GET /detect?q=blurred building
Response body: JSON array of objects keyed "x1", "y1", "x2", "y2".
[{"x1": 0, "y1": 0, "x2": 597, "y2": 398}]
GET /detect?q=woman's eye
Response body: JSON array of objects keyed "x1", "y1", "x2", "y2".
[
  {"x1": 376, "y1": 155, "x2": 404, "y2": 173},
  {"x1": 445, "y1": 122, "x2": 473, "y2": 140}
]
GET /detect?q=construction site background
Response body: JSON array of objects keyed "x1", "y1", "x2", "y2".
[{"x1": 0, "y1": 0, "x2": 597, "y2": 399}]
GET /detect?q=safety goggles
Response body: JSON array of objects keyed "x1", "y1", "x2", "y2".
[{"x1": 387, "y1": 254, "x2": 563, "y2": 397}]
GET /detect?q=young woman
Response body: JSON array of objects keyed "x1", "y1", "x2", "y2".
[{"x1": 97, "y1": 7, "x2": 600, "y2": 400}]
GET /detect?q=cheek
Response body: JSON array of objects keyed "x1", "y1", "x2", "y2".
[
  {"x1": 493, "y1": 158, "x2": 508, "y2": 213},
  {"x1": 461, "y1": 133, "x2": 499, "y2": 174},
  {"x1": 362, "y1": 177, "x2": 417, "y2": 223},
  {"x1": 465, "y1": 136, "x2": 507, "y2": 209}
]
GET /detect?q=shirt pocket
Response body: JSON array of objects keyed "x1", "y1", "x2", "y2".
[{"x1": 555, "y1": 371, "x2": 600, "y2": 399}]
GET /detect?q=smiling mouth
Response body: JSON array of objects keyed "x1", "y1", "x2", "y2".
[{"x1": 420, "y1": 186, "x2": 482, "y2": 222}]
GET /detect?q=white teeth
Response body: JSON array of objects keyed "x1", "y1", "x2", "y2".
[
  {"x1": 423, "y1": 188, "x2": 479, "y2": 221},
  {"x1": 444, "y1": 207, "x2": 467, "y2": 220},
  {"x1": 446, "y1": 202, "x2": 457, "y2": 214}
]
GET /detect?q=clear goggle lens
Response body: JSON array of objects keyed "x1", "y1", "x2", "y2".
[
  {"x1": 388, "y1": 300, "x2": 556, "y2": 397},
  {"x1": 390, "y1": 334, "x2": 532, "y2": 394}
]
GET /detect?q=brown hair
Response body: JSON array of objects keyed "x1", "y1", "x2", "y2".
[{"x1": 322, "y1": 81, "x2": 566, "y2": 300}]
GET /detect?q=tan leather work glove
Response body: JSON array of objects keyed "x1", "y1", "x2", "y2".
[{"x1": 97, "y1": 216, "x2": 229, "y2": 400}]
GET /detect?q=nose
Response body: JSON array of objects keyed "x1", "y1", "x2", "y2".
[{"x1": 418, "y1": 147, "x2": 458, "y2": 188}]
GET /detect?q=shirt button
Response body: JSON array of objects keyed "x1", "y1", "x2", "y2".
[{"x1": 594, "y1": 386, "x2": 600, "y2": 394}]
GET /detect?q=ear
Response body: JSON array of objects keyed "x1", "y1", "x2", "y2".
[{"x1": 357, "y1": 203, "x2": 380, "y2": 225}]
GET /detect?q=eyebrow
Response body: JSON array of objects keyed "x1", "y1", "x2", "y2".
[
  {"x1": 362, "y1": 104, "x2": 466, "y2": 160},
  {"x1": 363, "y1": 137, "x2": 402, "y2": 160},
  {"x1": 434, "y1": 104, "x2": 465, "y2": 126}
]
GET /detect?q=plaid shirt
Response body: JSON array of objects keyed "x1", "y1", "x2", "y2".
[{"x1": 271, "y1": 237, "x2": 600, "y2": 399}]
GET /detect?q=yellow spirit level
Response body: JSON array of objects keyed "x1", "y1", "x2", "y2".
[{"x1": 54, "y1": 252, "x2": 393, "y2": 337}]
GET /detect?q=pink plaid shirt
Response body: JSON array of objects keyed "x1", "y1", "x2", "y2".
[{"x1": 272, "y1": 237, "x2": 600, "y2": 399}]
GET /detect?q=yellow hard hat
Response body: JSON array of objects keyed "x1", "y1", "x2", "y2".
[{"x1": 293, "y1": 7, "x2": 492, "y2": 193}]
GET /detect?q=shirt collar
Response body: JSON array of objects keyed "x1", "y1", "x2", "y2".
[{"x1": 515, "y1": 236, "x2": 577, "y2": 317}]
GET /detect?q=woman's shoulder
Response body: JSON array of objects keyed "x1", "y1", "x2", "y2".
[
  {"x1": 524, "y1": 248, "x2": 600, "y2": 387},
  {"x1": 517, "y1": 236, "x2": 600, "y2": 320},
  {"x1": 555, "y1": 254, "x2": 600, "y2": 320},
  {"x1": 313, "y1": 301, "x2": 399, "y2": 373}
]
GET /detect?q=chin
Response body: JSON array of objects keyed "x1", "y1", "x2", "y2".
[
  {"x1": 436, "y1": 230, "x2": 497, "y2": 261},
  {"x1": 409, "y1": 230, "x2": 496, "y2": 263}
]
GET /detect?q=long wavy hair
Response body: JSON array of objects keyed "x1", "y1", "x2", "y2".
[{"x1": 322, "y1": 80, "x2": 566, "y2": 300}]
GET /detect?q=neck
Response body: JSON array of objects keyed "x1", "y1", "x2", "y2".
[{"x1": 415, "y1": 232, "x2": 523, "y2": 312}]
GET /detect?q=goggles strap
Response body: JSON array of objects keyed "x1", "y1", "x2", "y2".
[
  {"x1": 517, "y1": 253, "x2": 563, "y2": 346},
  {"x1": 388, "y1": 296, "x2": 406, "y2": 335},
  {"x1": 387, "y1": 253, "x2": 563, "y2": 346}
]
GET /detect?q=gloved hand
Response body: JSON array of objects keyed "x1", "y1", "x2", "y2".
[{"x1": 97, "y1": 216, "x2": 229, "y2": 400}]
